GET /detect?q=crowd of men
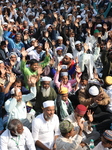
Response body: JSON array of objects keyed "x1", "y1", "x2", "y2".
[{"x1": 0, "y1": 0, "x2": 112, "y2": 149}]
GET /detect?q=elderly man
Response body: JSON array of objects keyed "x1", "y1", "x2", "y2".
[
  {"x1": 32, "y1": 100, "x2": 60, "y2": 150},
  {"x1": 34, "y1": 76, "x2": 57, "y2": 114},
  {"x1": 65, "y1": 104, "x2": 100, "y2": 145},
  {"x1": 5, "y1": 76, "x2": 37, "y2": 129},
  {"x1": 0, "y1": 119, "x2": 36, "y2": 150},
  {"x1": 56, "y1": 120, "x2": 84, "y2": 150}
]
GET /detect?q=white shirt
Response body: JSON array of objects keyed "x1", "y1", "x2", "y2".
[
  {"x1": 93, "y1": 142, "x2": 112, "y2": 150},
  {"x1": 32, "y1": 113, "x2": 60, "y2": 149},
  {"x1": 5, "y1": 87, "x2": 36, "y2": 121},
  {"x1": 0, "y1": 126, "x2": 36, "y2": 150}
]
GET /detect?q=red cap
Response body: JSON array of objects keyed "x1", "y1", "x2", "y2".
[{"x1": 75, "y1": 104, "x2": 87, "y2": 115}]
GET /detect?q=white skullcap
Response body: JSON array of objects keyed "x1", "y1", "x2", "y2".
[
  {"x1": 42, "y1": 11, "x2": 46, "y2": 14},
  {"x1": 96, "y1": 24, "x2": 102, "y2": 28},
  {"x1": 3, "y1": 22, "x2": 8, "y2": 25},
  {"x1": 75, "y1": 41, "x2": 81, "y2": 45},
  {"x1": 30, "y1": 38, "x2": 36, "y2": 42},
  {"x1": 89, "y1": 86, "x2": 99, "y2": 96},
  {"x1": 60, "y1": 7, "x2": 64, "y2": 10},
  {"x1": 43, "y1": 100, "x2": 54, "y2": 108},
  {"x1": 57, "y1": 36, "x2": 63, "y2": 40},
  {"x1": 55, "y1": 47, "x2": 63, "y2": 51},
  {"x1": 77, "y1": 5, "x2": 80, "y2": 8},
  {"x1": 28, "y1": 13, "x2": 34, "y2": 16},
  {"x1": 0, "y1": 60, "x2": 4, "y2": 64},
  {"x1": 29, "y1": 23, "x2": 33, "y2": 27},
  {"x1": 68, "y1": 14, "x2": 72, "y2": 17},
  {"x1": 60, "y1": 72, "x2": 68, "y2": 76},
  {"x1": 41, "y1": 76, "x2": 52, "y2": 82},
  {"x1": 81, "y1": 21, "x2": 86, "y2": 24},
  {"x1": 10, "y1": 19, "x2": 14, "y2": 22},
  {"x1": 77, "y1": 15, "x2": 81, "y2": 18},
  {"x1": 23, "y1": 29, "x2": 28, "y2": 32},
  {"x1": 45, "y1": 24, "x2": 51, "y2": 29},
  {"x1": 11, "y1": 88, "x2": 21, "y2": 95},
  {"x1": 65, "y1": 53, "x2": 73, "y2": 59}
]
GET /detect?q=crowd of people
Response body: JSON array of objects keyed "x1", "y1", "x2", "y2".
[{"x1": 0, "y1": 0, "x2": 112, "y2": 149}]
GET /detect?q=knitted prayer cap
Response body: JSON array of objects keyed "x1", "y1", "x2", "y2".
[
  {"x1": 103, "y1": 130, "x2": 112, "y2": 141},
  {"x1": 75, "y1": 104, "x2": 87, "y2": 115},
  {"x1": 60, "y1": 120, "x2": 73, "y2": 134}
]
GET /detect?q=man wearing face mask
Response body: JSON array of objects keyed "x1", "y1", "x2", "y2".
[
  {"x1": 0, "y1": 119, "x2": 36, "y2": 150},
  {"x1": 32, "y1": 100, "x2": 60, "y2": 150}
]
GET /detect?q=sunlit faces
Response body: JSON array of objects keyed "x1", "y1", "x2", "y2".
[
  {"x1": 75, "y1": 111, "x2": 84, "y2": 120},
  {"x1": 10, "y1": 55, "x2": 17, "y2": 62},
  {"x1": 61, "y1": 93, "x2": 68, "y2": 101},
  {"x1": 13, "y1": 124, "x2": 24, "y2": 136},
  {"x1": 75, "y1": 44, "x2": 82, "y2": 51},
  {"x1": 62, "y1": 55, "x2": 71, "y2": 65},
  {"x1": 80, "y1": 79, "x2": 88, "y2": 86},
  {"x1": 43, "y1": 106, "x2": 55, "y2": 120},
  {"x1": 30, "y1": 63, "x2": 38, "y2": 71},
  {"x1": 14, "y1": 82, "x2": 22, "y2": 89},
  {"x1": 15, "y1": 34, "x2": 21, "y2": 42},
  {"x1": 57, "y1": 39, "x2": 63, "y2": 45},
  {"x1": 57, "y1": 49, "x2": 63, "y2": 56},
  {"x1": 61, "y1": 76, "x2": 68, "y2": 85},
  {"x1": 42, "y1": 81, "x2": 50, "y2": 89},
  {"x1": 36, "y1": 45, "x2": 43, "y2": 54},
  {"x1": 0, "y1": 62, "x2": 5, "y2": 69}
]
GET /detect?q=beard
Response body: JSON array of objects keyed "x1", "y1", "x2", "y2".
[
  {"x1": 44, "y1": 114, "x2": 53, "y2": 120},
  {"x1": 41, "y1": 87, "x2": 50, "y2": 97}
]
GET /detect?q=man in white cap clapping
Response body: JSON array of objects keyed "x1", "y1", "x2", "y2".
[{"x1": 32, "y1": 100, "x2": 60, "y2": 150}]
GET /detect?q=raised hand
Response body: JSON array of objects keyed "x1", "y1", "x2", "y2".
[
  {"x1": 75, "y1": 65, "x2": 81, "y2": 73},
  {"x1": 75, "y1": 74, "x2": 81, "y2": 83},
  {"x1": 28, "y1": 75, "x2": 38, "y2": 87},
  {"x1": 9, "y1": 73, "x2": 16, "y2": 84},
  {"x1": 77, "y1": 119, "x2": 84, "y2": 131},
  {"x1": 57, "y1": 64, "x2": 62, "y2": 72},
  {"x1": 83, "y1": 43, "x2": 89, "y2": 53},
  {"x1": 37, "y1": 66, "x2": 43, "y2": 75},
  {"x1": 87, "y1": 110, "x2": 94, "y2": 123},
  {"x1": 21, "y1": 50, "x2": 28, "y2": 57},
  {"x1": 103, "y1": 23, "x2": 108, "y2": 30}
]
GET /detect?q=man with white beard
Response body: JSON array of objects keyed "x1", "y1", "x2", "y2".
[
  {"x1": 34, "y1": 76, "x2": 57, "y2": 115},
  {"x1": 32, "y1": 101, "x2": 60, "y2": 150},
  {"x1": 5, "y1": 76, "x2": 37, "y2": 129}
]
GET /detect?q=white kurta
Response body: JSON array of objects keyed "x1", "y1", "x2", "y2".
[
  {"x1": 93, "y1": 142, "x2": 112, "y2": 150},
  {"x1": 0, "y1": 126, "x2": 36, "y2": 150},
  {"x1": 56, "y1": 135, "x2": 82, "y2": 150},
  {"x1": 5, "y1": 87, "x2": 36, "y2": 121},
  {"x1": 32, "y1": 113, "x2": 60, "y2": 149}
]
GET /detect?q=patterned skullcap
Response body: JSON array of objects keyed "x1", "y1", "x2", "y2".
[
  {"x1": 103, "y1": 130, "x2": 112, "y2": 141},
  {"x1": 60, "y1": 120, "x2": 73, "y2": 134}
]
